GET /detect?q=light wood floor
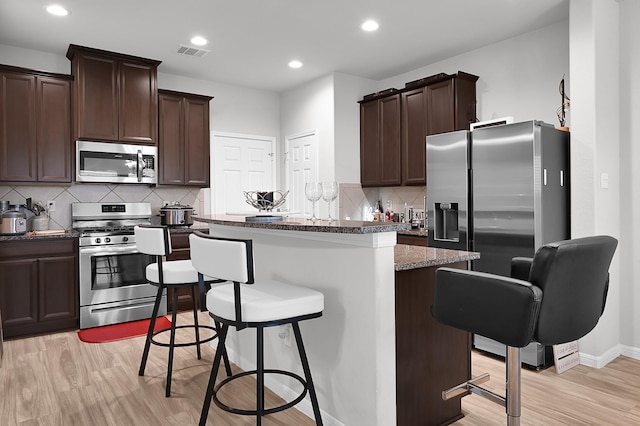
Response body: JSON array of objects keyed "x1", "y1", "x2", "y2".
[{"x1": 1, "y1": 311, "x2": 639, "y2": 425}]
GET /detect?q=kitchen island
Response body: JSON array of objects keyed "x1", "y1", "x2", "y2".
[{"x1": 194, "y1": 215, "x2": 478, "y2": 426}]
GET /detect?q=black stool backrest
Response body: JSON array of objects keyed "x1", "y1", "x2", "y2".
[{"x1": 530, "y1": 235, "x2": 617, "y2": 345}]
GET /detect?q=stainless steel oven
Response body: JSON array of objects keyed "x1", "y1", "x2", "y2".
[{"x1": 73, "y1": 202, "x2": 166, "y2": 329}]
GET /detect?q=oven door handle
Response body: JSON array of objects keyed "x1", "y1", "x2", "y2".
[{"x1": 79, "y1": 245, "x2": 139, "y2": 256}]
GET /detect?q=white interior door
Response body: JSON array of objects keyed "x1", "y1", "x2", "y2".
[
  {"x1": 285, "y1": 130, "x2": 318, "y2": 217},
  {"x1": 212, "y1": 132, "x2": 276, "y2": 214}
]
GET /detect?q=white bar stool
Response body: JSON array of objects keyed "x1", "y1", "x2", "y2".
[
  {"x1": 134, "y1": 225, "x2": 231, "y2": 397},
  {"x1": 189, "y1": 231, "x2": 324, "y2": 426}
]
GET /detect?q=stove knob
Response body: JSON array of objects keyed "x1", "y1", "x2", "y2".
[
  {"x1": 95, "y1": 238, "x2": 101, "y2": 244},
  {"x1": 105, "y1": 237, "x2": 111, "y2": 243},
  {"x1": 123, "y1": 236, "x2": 129, "y2": 242}
]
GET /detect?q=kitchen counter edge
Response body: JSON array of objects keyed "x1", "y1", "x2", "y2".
[
  {"x1": 394, "y1": 244, "x2": 479, "y2": 271},
  {"x1": 194, "y1": 215, "x2": 411, "y2": 234}
]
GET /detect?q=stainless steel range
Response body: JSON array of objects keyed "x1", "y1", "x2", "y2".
[{"x1": 72, "y1": 202, "x2": 167, "y2": 329}]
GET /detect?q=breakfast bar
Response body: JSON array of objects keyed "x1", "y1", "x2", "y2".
[{"x1": 194, "y1": 215, "x2": 479, "y2": 426}]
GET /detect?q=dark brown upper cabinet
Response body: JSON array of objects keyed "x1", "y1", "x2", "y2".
[
  {"x1": 360, "y1": 94, "x2": 402, "y2": 187},
  {"x1": 66, "y1": 45, "x2": 161, "y2": 145},
  {"x1": 0, "y1": 65, "x2": 72, "y2": 183},
  {"x1": 158, "y1": 89, "x2": 213, "y2": 187},
  {"x1": 360, "y1": 71, "x2": 478, "y2": 187}
]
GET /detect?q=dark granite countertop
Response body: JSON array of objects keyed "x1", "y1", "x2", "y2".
[
  {"x1": 195, "y1": 215, "x2": 411, "y2": 234},
  {"x1": 397, "y1": 228, "x2": 428, "y2": 237},
  {"x1": 394, "y1": 244, "x2": 479, "y2": 271},
  {"x1": 0, "y1": 230, "x2": 80, "y2": 242}
]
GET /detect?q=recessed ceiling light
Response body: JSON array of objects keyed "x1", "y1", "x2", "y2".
[
  {"x1": 288, "y1": 60, "x2": 303, "y2": 69},
  {"x1": 45, "y1": 4, "x2": 69, "y2": 16},
  {"x1": 361, "y1": 20, "x2": 379, "y2": 32},
  {"x1": 190, "y1": 36, "x2": 208, "y2": 46}
]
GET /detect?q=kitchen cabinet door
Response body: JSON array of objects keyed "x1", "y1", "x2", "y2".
[
  {"x1": 39, "y1": 255, "x2": 77, "y2": 322},
  {"x1": 402, "y1": 87, "x2": 428, "y2": 185},
  {"x1": 36, "y1": 77, "x2": 72, "y2": 182},
  {"x1": 0, "y1": 72, "x2": 37, "y2": 181},
  {"x1": 359, "y1": 94, "x2": 401, "y2": 187},
  {"x1": 0, "y1": 258, "x2": 39, "y2": 331},
  {"x1": 184, "y1": 97, "x2": 210, "y2": 186},
  {"x1": 73, "y1": 53, "x2": 119, "y2": 141},
  {"x1": 158, "y1": 90, "x2": 212, "y2": 187},
  {"x1": 426, "y1": 73, "x2": 478, "y2": 136},
  {"x1": 119, "y1": 60, "x2": 158, "y2": 144},
  {"x1": 158, "y1": 93, "x2": 185, "y2": 185}
]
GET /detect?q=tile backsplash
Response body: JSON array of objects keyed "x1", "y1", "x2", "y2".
[
  {"x1": 339, "y1": 183, "x2": 426, "y2": 221},
  {"x1": 0, "y1": 184, "x2": 208, "y2": 230}
]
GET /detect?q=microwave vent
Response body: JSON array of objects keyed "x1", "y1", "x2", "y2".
[{"x1": 177, "y1": 45, "x2": 210, "y2": 58}]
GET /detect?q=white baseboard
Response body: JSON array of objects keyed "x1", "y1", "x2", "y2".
[{"x1": 579, "y1": 344, "x2": 640, "y2": 368}]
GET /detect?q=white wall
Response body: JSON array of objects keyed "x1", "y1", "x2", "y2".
[
  {"x1": 618, "y1": 0, "x2": 640, "y2": 356},
  {"x1": 333, "y1": 72, "x2": 377, "y2": 184},
  {"x1": 376, "y1": 20, "x2": 570, "y2": 127},
  {"x1": 279, "y1": 74, "x2": 336, "y2": 215}
]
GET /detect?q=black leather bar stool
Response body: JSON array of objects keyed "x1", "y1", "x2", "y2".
[
  {"x1": 432, "y1": 235, "x2": 617, "y2": 425},
  {"x1": 189, "y1": 231, "x2": 324, "y2": 426},
  {"x1": 134, "y1": 225, "x2": 231, "y2": 397}
]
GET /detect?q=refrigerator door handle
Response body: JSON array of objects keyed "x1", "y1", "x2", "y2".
[
  {"x1": 560, "y1": 170, "x2": 565, "y2": 187},
  {"x1": 543, "y1": 168, "x2": 548, "y2": 186}
]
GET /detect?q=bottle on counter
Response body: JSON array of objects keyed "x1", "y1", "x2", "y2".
[
  {"x1": 385, "y1": 200, "x2": 393, "y2": 222},
  {"x1": 373, "y1": 200, "x2": 382, "y2": 222}
]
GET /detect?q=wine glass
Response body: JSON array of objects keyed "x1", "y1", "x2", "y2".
[
  {"x1": 321, "y1": 181, "x2": 338, "y2": 222},
  {"x1": 304, "y1": 182, "x2": 322, "y2": 221}
]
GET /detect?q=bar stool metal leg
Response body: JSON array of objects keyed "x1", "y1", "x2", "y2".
[
  {"x1": 256, "y1": 326, "x2": 265, "y2": 426},
  {"x1": 292, "y1": 322, "x2": 323, "y2": 425},
  {"x1": 199, "y1": 324, "x2": 230, "y2": 426},
  {"x1": 139, "y1": 283, "x2": 164, "y2": 376},
  {"x1": 191, "y1": 285, "x2": 202, "y2": 360},
  {"x1": 166, "y1": 287, "x2": 180, "y2": 397}
]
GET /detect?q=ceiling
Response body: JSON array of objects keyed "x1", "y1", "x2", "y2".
[{"x1": 0, "y1": 0, "x2": 569, "y2": 92}]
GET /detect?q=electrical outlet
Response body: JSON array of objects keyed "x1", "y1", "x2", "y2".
[
  {"x1": 278, "y1": 325, "x2": 292, "y2": 347},
  {"x1": 47, "y1": 200, "x2": 56, "y2": 212}
]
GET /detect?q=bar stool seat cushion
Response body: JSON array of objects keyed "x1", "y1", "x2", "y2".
[
  {"x1": 207, "y1": 280, "x2": 324, "y2": 323},
  {"x1": 146, "y1": 260, "x2": 216, "y2": 285}
]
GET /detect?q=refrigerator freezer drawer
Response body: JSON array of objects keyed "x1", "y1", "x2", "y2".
[{"x1": 473, "y1": 335, "x2": 554, "y2": 370}]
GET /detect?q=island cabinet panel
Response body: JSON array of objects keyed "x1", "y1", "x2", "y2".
[
  {"x1": 67, "y1": 44, "x2": 160, "y2": 145},
  {"x1": 0, "y1": 67, "x2": 72, "y2": 183},
  {"x1": 395, "y1": 261, "x2": 471, "y2": 426},
  {"x1": 158, "y1": 89, "x2": 212, "y2": 187},
  {"x1": 0, "y1": 238, "x2": 79, "y2": 339},
  {"x1": 360, "y1": 94, "x2": 402, "y2": 187}
]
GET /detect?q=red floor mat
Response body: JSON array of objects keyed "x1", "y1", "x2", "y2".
[{"x1": 77, "y1": 317, "x2": 171, "y2": 343}]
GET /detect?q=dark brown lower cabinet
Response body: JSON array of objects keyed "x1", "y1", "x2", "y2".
[
  {"x1": 166, "y1": 231, "x2": 208, "y2": 312},
  {"x1": 0, "y1": 238, "x2": 78, "y2": 339},
  {"x1": 397, "y1": 234, "x2": 429, "y2": 247},
  {"x1": 395, "y1": 261, "x2": 471, "y2": 426}
]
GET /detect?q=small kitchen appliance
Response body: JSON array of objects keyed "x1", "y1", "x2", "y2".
[{"x1": 158, "y1": 202, "x2": 194, "y2": 226}]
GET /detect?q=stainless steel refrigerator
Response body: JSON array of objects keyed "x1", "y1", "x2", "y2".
[{"x1": 426, "y1": 120, "x2": 570, "y2": 368}]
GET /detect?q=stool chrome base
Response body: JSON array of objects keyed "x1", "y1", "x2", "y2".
[{"x1": 442, "y1": 346, "x2": 521, "y2": 426}]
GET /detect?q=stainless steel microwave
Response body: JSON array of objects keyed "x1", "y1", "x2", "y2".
[{"x1": 76, "y1": 141, "x2": 157, "y2": 184}]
